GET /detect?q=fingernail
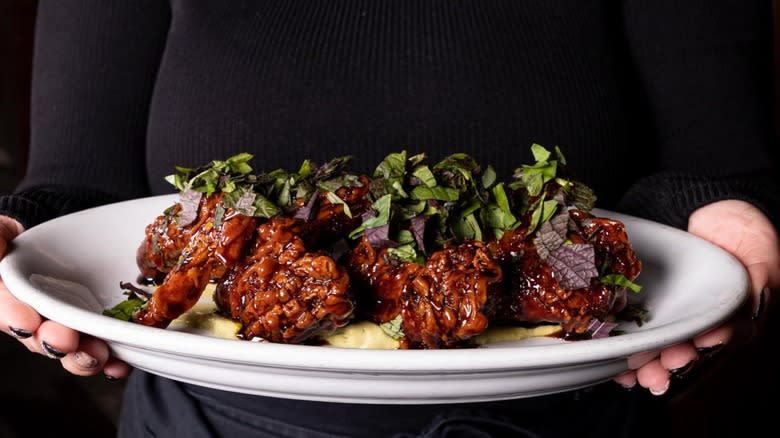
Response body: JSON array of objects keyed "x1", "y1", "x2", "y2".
[
  {"x1": 104, "y1": 374, "x2": 120, "y2": 382},
  {"x1": 41, "y1": 341, "x2": 66, "y2": 359},
  {"x1": 650, "y1": 380, "x2": 670, "y2": 396},
  {"x1": 752, "y1": 288, "x2": 767, "y2": 320},
  {"x1": 670, "y1": 360, "x2": 696, "y2": 379},
  {"x1": 8, "y1": 326, "x2": 32, "y2": 339},
  {"x1": 73, "y1": 351, "x2": 98, "y2": 369},
  {"x1": 696, "y1": 343, "x2": 725, "y2": 359}
]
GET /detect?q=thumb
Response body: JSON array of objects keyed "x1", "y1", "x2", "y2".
[{"x1": 0, "y1": 216, "x2": 24, "y2": 258}]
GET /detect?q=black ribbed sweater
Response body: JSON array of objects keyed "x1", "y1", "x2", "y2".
[
  {"x1": 1, "y1": 0, "x2": 777, "y2": 230},
  {"x1": 0, "y1": 1, "x2": 777, "y2": 436}
]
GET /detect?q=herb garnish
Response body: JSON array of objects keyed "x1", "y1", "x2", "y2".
[
  {"x1": 164, "y1": 153, "x2": 363, "y2": 224},
  {"x1": 379, "y1": 314, "x2": 405, "y2": 339},
  {"x1": 102, "y1": 282, "x2": 150, "y2": 321},
  {"x1": 600, "y1": 274, "x2": 643, "y2": 293}
]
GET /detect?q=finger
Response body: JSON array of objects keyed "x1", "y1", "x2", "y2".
[
  {"x1": 659, "y1": 342, "x2": 697, "y2": 375},
  {"x1": 0, "y1": 217, "x2": 23, "y2": 256},
  {"x1": 34, "y1": 319, "x2": 80, "y2": 359},
  {"x1": 0, "y1": 281, "x2": 43, "y2": 338},
  {"x1": 103, "y1": 357, "x2": 132, "y2": 380},
  {"x1": 613, "y1": 370, "x2": 637, "y2": 389},
  {"x1": 61, "y1": 336, "x2": 110, "y2": 376},
  {"x1": 636, "y1": 358, "x2": 670, "y2": 396},
  {"x1": 627, "y1": 349, "x2": 660, "y2": 370},
  {"x1": 693, "y1": 323, "x2": 733, "y2": 350}
]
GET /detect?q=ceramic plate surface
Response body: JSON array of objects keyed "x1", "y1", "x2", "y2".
[{"x1": 0, "y1": 195, "x2": 749, "y2": 403}]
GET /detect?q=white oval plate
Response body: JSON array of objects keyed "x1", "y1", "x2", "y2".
[{"x1": 0, "y1": 195, "x2": 748, "y2": 404}]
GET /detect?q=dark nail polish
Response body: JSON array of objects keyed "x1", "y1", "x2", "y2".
[
  {"x1": 104, "y1": 374, "x2": 119, "y2": 382},
  {"x1": 41, "y1": 341, "x2": 66, "y2": 359},
  {"x1": 752, "y1": 288, "x2": 767, "y2": 320},
  {"x1": 696, "y1": 344, "x2": 725, "y2": 359},
  {"x1": 73, "y1": 351, "x2": 98, "y2": 369},
  {"x1": 9, "y1": 326, "x2": 32, "y2": 339},
  {"x1": 670, "y1": 360, "x2": 696, "y2": 379}
]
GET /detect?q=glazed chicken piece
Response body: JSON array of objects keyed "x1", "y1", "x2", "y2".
[
  {"x1": 347, "y1": 238, "x2": 503, "y2": 349},
  {"x1": 300, "y1": 175, "x2": 371, "y2": 248},
  {"x1": 401, "y1": 241, "x2": 503, "y2": 348},
  {"x1": 136, "y1": 194, "x2": 221, "y2": 282},
  {"x1": 493, "y1": 210, "x2": 642, "y2": 335},
  {"x1": 346, "y1": 237, "x2": 421, "y2": 323},
  {"x1": 215, "y1": 217, "x2": 354, "y2": 343},
  {"x1": 135, "y1": 198, "x2": 256, "y2": 328}
]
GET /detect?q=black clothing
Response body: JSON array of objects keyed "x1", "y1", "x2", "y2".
[
  {"x1": 1, "y1": 1, "x2": 777, "y2": 437},
  {"x1": 120, "y1": 370, "x2": 648, "y2": 438}
]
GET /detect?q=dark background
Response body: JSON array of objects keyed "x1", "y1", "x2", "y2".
[{"x1": 1, "y1": 1, "x2": 778, "y2": 437}]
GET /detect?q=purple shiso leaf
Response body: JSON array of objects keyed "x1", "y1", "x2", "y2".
[
  {"x1": 119, "y1": 281, "x2": 152, "y2": 299},
  {"x1": 365, "y1": 223, "x2": 394, "y2": 248},
  {"x1": 587, "y1": 319, "x2": 618, "y2": 339},
  {"x1": 547, "y1": 243, "x2": 599, "y2": 290},
  {"x1": 235, "y1": 191, "x2": 257, "y2": 216},
  {"x1": 177, "y1": 190, "x2": 203, "y2": 227},
  {"x1": 294, "y1": 190, "x2": 320, "y2": 220},
  {"x1": 360, "y1": 209, "x2": 375, "y2": 222},
  {"x1": 411, "y1": 215, "x2": 427, "y2": 254},
  {"x1": 534, "y1": 210, "x2": 569, "y2": 259}
]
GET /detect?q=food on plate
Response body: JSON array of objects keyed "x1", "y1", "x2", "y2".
[
  {"x1": 214, "y1": 216, "x2": 354, "y2": 343},
  {"x1": 105, "y1": 146, "x2": 643, "y2": 348}
]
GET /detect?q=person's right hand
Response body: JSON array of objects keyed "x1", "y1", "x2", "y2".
[{"x1": 0, "y1": 215, "x2": 130, "y2": 379}]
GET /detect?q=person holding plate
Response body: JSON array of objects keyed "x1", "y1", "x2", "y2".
[{"x1": 1, "y1": 1, "x2": 779, "y2": 437}]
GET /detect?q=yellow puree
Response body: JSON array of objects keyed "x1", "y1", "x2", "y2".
[{"x1": 169, "y1": 285, "x2": 561, "y2": 348}]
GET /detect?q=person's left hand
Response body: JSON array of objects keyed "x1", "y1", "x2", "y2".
[{"x1": 614, "y1": 199, "x2": 780, "y2": 395}]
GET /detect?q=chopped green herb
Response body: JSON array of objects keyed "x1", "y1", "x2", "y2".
[
  {"x1": 529, "y1": 198, "x2": 560, "y2": 233},
  {"x1": 102, "y1": 287, "x2": 148, "y2": 322},
  {"x1": 349, "y1": 194, "x2": 392, "y2": 238},
  {"x1": 214, "y1": 204, "x2": 225, "y2": 228},
  {"x1": 325, "y1": 192, "x2": 352, "y2": 218},
  {"x1": 412, "y1": 165, "x2": 437, "y2": 188},
  {"x1": 410, "y1": 186, "x2": 460, "y2": 201},
  {"x1": 387, "y1": 244, "x2": 421, "y2": 264},
  {"x1": 481, "y1": 165, "x2": 497, "y2": 189},
  {"x1": 379, "y1": 315, "x2": 405, "y2": 339},
  {"x1": 600, "y1": 274, "x2": 642, "y2": 293}
]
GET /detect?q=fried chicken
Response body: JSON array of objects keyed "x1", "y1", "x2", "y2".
[
  {"x1": 135, "y1": 196, "x2": 256, "y2": 328},
  {"x1": 215, "y1": 217, "x2": 354, "y2": 343},
  {"x1": 347, "y1": 238, "x2": 503, "y2": 348},
  {"x1": 492, "y1": 210, "x2": 642, "y2": 335},
  {"x1": 136, "y1": 194, "x2": 222, "y2": 283}
]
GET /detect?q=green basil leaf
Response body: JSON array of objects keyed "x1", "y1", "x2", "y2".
[
  {"x1": 411, "y1": 186, "x2": 460, "y2": 201},
  {"x1": 412, "y1": 165, "x2": 437, "y2": 188},
  {"x1": 374, "y1": 151, "x2": 407, "y2": 180},
  {"x1": 325, "y1": 191, "x2": 352, "y2": 218},
  {"x1": 379, "y1": 314, "x2": 405, "y2": 339},
  {"x1": 481, "y1": 165, "x2": 497, "y2": 189},
  {"x1": 600, "y1": 274, "x2": 642, "y2": 293},
  {"x1": 531, "y1": 143, "x2": 551, "y2": 163},
  {"x1": 349, "y1": 194, "x2": 392, "y2": 238}
]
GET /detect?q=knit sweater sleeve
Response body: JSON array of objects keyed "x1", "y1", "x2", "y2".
[
  {"x1": 616, "y1": 0, "x2": 779, "y2": 229},
  {"x1": 0, "y1": 0, "x2": 171, "y2": 229}
]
